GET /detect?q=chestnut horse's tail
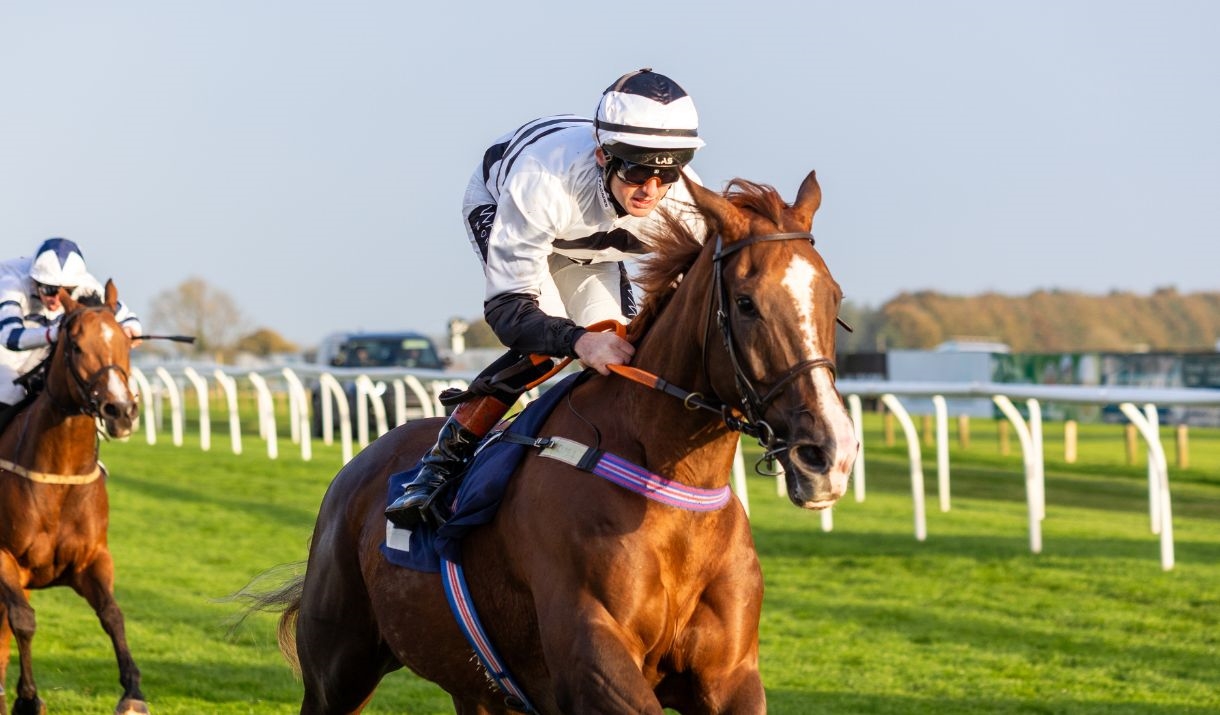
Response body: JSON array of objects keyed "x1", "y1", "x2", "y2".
[
  {"x1": 271, "y1": 576, "x2": 304, "y2": 675},
  {"x1": 228, "y1": 563, "x2": 306, "y2": 676}
]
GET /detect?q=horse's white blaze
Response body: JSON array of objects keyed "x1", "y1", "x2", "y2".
[
  {"x1": 106, "y1": 367, "x2": 131, "y2": 400},
  {"x1": 782, "y1": 255, "x2": 858, "y2": 498},
  {"x1": 98, "y1": 324, "x2": 134, "y2": 401},
  {"x1": 781, "y1": 256, "x2": 820, "y2": 355}
]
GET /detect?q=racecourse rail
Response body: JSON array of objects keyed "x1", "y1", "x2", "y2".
[{"x1": 128, "y1": 361, "x2": 1220, "y2": 572}]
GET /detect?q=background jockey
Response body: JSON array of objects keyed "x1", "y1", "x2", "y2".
[
  {"x1": 0, "y1": 237, "x2": 143, "y2": 410},
  {"x1": 387, "y1": 68, "x2": 708, "y2": 528}
]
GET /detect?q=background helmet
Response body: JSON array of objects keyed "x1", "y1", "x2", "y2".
[
  {"x1": 29, "y1": 237, "x2": 89, "y2": 287},
  {"x1": 594, "y1": 68, "x2": 705, "y2": 168}
]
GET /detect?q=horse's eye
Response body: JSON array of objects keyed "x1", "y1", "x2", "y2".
[{"x1": 735, "y1": 295, "x2": 757, "y2": 316}]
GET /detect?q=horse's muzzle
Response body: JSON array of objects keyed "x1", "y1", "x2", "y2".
[
  {"x1": 781, "y1": 433, "x2": 858, "y2": 510},
  {"x1": 99, "y1": 398, "x2": 139, "y2": 439}
]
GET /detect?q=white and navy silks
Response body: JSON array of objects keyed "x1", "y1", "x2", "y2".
[
  {"x1": 462, "y1": 115, "x2": 706, "y2": 358},
  {"x1": 0, "y1": 255, "x2": 142, "y2": 405}
]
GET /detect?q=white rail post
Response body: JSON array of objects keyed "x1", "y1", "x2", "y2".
[
  {"x1": 992, "y1": 395, "x2": 1042, "y2": 554},
  {"x1": 354, "y1": 375, "x2": 389, "y2": 446},
  {"x1": 318, "y1": 373, "x2": 353, "y2": 463},
  {"x1": 879, "y1": 394, "x2": 927, "y2": 542},
  {"x1": 1119, "y1": 402, "x2": 1174, "y2": 571},
  {"x1": 1027, "y1": 398, "x2": 1045, "y2": 521},
  {"x1": 213, "y1": 369, "x2": 242, "y2": 455},
  {"x1": 932, "y1": 395, "x2": 950, "y2": 512},
  {"x1": 1143, "y1": 404, "x2": 1161, "y2": 534},
  {"x1": 280, "y1": 371, "x2": 301, "y2": 446},
  {"x1": 247, "y1": 372, "x2": 278, "y2": 460},
  {"x1": 732, "y1": 439, "x2": 750, "y2": 519},
  {"x1": 281, "y1": 368, "x2": 312, "y2": 462},
  {"x1": 354, "y1": 374, "x2": 372, "y2": 447},
  {"x1": 182, "y1": 367, "x2": 211, "y2": 452},
  {"x1": 129, "y1": 367, "x2": 157, "y2": 445},
  {"x1": 153, "y1": 366, "x2": 184, "y2": 447},
  {"x1": 402, "y1": 375, "x2": 436, "y2": 419},
  {"x1": 847, "y1": 393, "x2": 865, "y2": 502},
  {"x1": 392, "y1": 380, "x2": 408, "y2": 426}
]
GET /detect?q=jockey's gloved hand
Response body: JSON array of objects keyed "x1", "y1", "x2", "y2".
[{"x1": 45, "y1": 323, "x2": 59, "y2": 344}]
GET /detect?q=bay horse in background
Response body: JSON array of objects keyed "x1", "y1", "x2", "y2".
[
  {"x1": 269, "y1": 170, "x2": 858, "y2": 713},
  {"x1": 0, "y1": 281, "x2": 147, "y2": 715}
]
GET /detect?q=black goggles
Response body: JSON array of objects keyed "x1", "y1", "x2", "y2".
[
  {"x1": 614, "y1": 160, "x2": 683, "y2": 186},
  {"x1": 35, "y1": 282, "x2": 63, "y2": 297}
]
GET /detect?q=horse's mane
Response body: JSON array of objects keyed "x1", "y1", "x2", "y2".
[
  {"x1": 627, "y1": 178, "x2": 788, "y2": 343},
  {"x1": 75, "y1": 293, "x2": 104, "y2": 309}
]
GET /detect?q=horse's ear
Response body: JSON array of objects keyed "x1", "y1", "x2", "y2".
[
  {"x1": 684, "y1": 174, "x2": 749, "y2": 240},
  {"x1": 790, "y1": 170, "x2": 822, "y2": 229},
  {"x1": 104, "y1": 279, "x2": 119, "y2": 311}
]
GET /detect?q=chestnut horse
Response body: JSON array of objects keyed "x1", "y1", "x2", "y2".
[
  {"x1": 272, "y1": 170, "x2": 857, "y2": 713},
  {"x1": 0, "y1": 282, "x2": 146, "y2": 715}
]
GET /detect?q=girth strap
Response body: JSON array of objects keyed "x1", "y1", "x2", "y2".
[{"x1": 499, "y1": 433, "x2": 733, "y2": 511}]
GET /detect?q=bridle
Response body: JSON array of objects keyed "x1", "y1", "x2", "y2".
[
  {"x1": 53, "y1": 307, "x2": 133, "y2": 421},
  {"x1": 606, "y1": 230, "x2": 839, "y2": 473},
  {"x1": 705, "y1": 231, "x2": 838, "y2": 469}
]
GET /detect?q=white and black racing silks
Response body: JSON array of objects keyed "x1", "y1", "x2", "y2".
[{"x1": 462, "y1": 114, "x2": 704, "y2": 359}]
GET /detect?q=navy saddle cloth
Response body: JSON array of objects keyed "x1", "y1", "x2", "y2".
[{"x1": 381, "y1": 372, "x2": 580, "y2": 572}]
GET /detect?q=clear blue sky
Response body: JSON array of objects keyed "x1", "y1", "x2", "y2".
[{"x1": 3, "y1": 1, "x2": 1217, "y2": 349}]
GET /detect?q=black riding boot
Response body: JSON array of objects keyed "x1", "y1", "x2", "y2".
[
  {"x1": 385, "y1": 350, "x2": 555, "y2": 529},
  {"x1": 384, "y1": 394, "x2": 514, "y2": 528}
]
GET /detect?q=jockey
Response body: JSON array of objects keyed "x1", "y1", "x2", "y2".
[
  {"x1": 0, "y1": 238, "x2": 143, "y2": 409},
  {"x1": 386, "y1": 68, "x2": 709, "y2": 528}
]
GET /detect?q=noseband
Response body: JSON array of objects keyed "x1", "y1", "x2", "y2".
[{"x1": 708, "y1": 231, "x2": 838, "y2": 469}]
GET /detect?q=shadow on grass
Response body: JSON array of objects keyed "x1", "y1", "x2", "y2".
[
  {"x1": 107, "y1": 471, "x2": 323, "y2": 532},
  {"x1": 765, "y1": 689, "x2": 1220, "y2": 715},
  {"x1": 752, "y1": 518, "x2": 1220, "y2": 566}
]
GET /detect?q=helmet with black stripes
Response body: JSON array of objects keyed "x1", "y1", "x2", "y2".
[{"x1": 594, "y1": 68, "x2": 705, "y2": 169}]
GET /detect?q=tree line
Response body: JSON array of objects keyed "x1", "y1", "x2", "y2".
[
  {"x1": 837, "y1": 287, "x2": 1220, "y2": 353},
  {"x1": 142, "y1": 277, "x2": 298, "y2": 361}
]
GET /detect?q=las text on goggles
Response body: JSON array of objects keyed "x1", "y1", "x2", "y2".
[
  {"x1": 36, "y1": 283, "x2": 62, "y2": 297},
  {"x1": 614, "y1": 160, "x2": 684, "y2": 186}
]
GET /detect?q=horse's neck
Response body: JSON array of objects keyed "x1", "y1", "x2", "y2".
[
  {"x1": 619, "y1": 307, "x2": 740, "y2": 490},
  {"x1": 6, "y1": 397, "x2": 98, "y2": 474}
]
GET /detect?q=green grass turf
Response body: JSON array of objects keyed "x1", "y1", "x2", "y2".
[{"x1": 5, "y1": 414, "x2": 1218, "y2": 713}]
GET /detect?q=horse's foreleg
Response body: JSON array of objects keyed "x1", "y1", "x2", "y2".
[
  {"x1": 71, "y1": 551, "x2": 149, "y2": 715},
  {"x1": 668, "y1": 561, "x2": 766, "y2": 715},
  {"x1": 0, "y1": 554, "x2": 43, "y2": 715},
  {"x1": 537, "y1": 617, "x2": 665, "y2": 715}
]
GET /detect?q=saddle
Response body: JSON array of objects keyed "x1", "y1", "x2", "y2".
[{"x1": 381, "y1": 372, "x2": 583, "y2": 572}]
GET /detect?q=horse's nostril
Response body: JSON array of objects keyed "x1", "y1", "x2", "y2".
[
  {"x1": 792, "y1": 444, "x2": 830, "y2": 473},
  {"x1": 102, "y1": 403, "x2": 119, "y2": 419}
]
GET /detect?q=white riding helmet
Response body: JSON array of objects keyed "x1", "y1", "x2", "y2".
[
  {"x1": 29, "y1": 237, "x2": 89, "y2": 287},
  {"x1": 594, "y1": 68, "x2": 705, "y2": 167}
]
